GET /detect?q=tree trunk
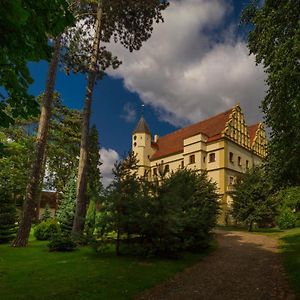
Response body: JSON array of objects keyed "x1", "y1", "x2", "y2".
[
  {"x1": 248, "y1": 221, "x2": 253, "y2": 232},
  {"x1": 12, "y1": 35, "x2": 62, "y2": 247},
  {"x1": 72, "y1": 0, "x2": 103, "y2": 237}
]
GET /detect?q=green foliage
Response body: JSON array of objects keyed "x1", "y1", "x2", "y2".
[
  {"x1": 85, "y1": 200, "x2": 97, "y2": 239},
  {"x1": 0, "y1": 116, "x2": 36, "y2": 204},
  {"x1": 45, "y1": 94, "x2": 81, "y2": 193},
  {"x1": 62, "y1": 1, "x2": 169, "y2": 78},
  {"x1": 87, "y1": 125, "x2": 103, "y2": 201},
  {"x1": 231, "y1": 167, "x2": 277, "y2": 231},
  {"x1": 273, "y1": 186, "x2": 300, "y2": 229},
  {"x1": 56, "y1": 173, "x2": 77, "y2": 234},
  {"x1": 243, "y1": 0, "x2": 300, "y2": 187},
  {"x1": 41, "y1": 204, "x2": 52, "y2": 222},
  {"x1": 277, "y1": 208, "x2": 297, "y2": 230},
  {"x1": 47, "y1": 234, "x2": 77, "y2": 252},
  {"x1": 33, "y1": 219, "x2": 60, "y2": 241},
  {"x1": 99, "y1": 155, "x2": 219, "y2": 257},
  {"x1": 0, "y1": 185, "x2": 17, "y2": 243},
  {"x1": 0, "y1": 0, "x2": 74, "y2": 127}
]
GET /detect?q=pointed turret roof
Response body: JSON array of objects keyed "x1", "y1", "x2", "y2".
[{"x1": 133, "y1": 116, "x2": 151, "y2": 135}]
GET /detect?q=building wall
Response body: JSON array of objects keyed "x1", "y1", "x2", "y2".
[{"x1": 132, "y1": 106, "x2": 267, "y2": 224}]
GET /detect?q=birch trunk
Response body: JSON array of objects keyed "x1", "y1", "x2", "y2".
[
  {"x1": 72, "y1": 0, "x2": 102, "y2": 237},
  {"x1": 12, "y1": 35, "x2": 62, "y2": 247}
]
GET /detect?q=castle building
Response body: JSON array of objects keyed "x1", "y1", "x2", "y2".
[{"x1": 132, "y1": 104, "x2": 267, "y2": 222}]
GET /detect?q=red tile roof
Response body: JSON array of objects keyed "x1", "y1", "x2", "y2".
[
  {"x1": 248, "y1": 123, "x2": 259, "y2": 144},
  {"x1": 151, "y1": 109, "x2": 233, "y2": 160}
]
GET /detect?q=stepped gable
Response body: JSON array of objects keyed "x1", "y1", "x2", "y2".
[
  {"x1": 248, "y1": 123, "x2": 260, "y2": 144},
  {"x1": 151, "y1": 108, "x2": 233, "y2": 160}
]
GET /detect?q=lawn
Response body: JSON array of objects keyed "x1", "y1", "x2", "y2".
[{"x1": 0, "y1": 238, "x2": 214, "y2": 300}]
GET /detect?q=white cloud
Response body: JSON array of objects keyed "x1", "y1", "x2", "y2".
[
  {"x1": 106, "y1": 0, "x2": 266, "y2": 127},
  {"x1": 100, "y1": 148, "x2": 120, "y2": 187},
  {"x1": 121, "y1": 102, "x2": 137, "y2": 123}
]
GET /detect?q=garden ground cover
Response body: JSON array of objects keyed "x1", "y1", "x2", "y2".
[{"x1": 0, "y1": 236, "x2": 214, "y2": 300}]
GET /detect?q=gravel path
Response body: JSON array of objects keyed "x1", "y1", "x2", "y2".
[{"x1": 136, "y1": 230, "x2": 295, "y2": 300}]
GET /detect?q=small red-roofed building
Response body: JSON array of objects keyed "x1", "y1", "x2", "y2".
[{"x1": 131, "y1": 104, "x2": 267, "y2": 223}]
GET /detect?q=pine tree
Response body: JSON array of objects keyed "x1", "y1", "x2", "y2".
[
  {"x1": 0, "y1": 183, "x2": 17, "y2": 243},
  {"x1": 56, "y1": 174, "x2": 77, "y2": 235},
  {"x1": 41, "y1": 204, "x2": 51, "y2": 222}
]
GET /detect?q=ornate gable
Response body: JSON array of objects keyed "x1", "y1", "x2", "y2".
[
  {"x1": 251, "y1": 123, "x2": 267, "y2": 157},
  {"x1": 222, "y1": 105, "x2": 251, "y2": 148}
]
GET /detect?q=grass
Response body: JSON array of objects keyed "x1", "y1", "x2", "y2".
[
  {"x1": 0, "y1": 237, "x2": 215, "y2": 300},
  {"x1": 218, "y1": 225, "x2": 300, "y2": 299}
]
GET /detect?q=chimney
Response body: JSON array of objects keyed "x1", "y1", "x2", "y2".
[{"x1": 154, "y1": 135, "x2": 159, "y2": 143}]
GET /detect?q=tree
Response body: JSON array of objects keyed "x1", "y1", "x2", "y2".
[
  {"x1": 70, "y1": 0, "x2": 169, "y2": 236},
  {"x1": 41, "y1": 204, "x2": 52, "y2": 222},
  {"x1": 0, "y1": 181, "x2": 17, "y2": 243},
  {"x1": 45, "y1": 95, "x2": 82, "y2": 194},
  {"x1": 231, "y1": 167, "x2": 277, "y2": 231},
  {"x1": 242, "y1": 1, "x2": 300, "y2": 187},
  {"x1": 0, "y1": 0, "x2": 73, "y2": 127},
  {"x1": 56, "y1": 173, "x2": 77, "y2": 235},
  {"x1": 84, "y1": 125, "x2": 102, "y2": 238}
]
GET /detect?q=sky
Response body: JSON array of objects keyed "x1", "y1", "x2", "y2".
[{"x1": 28, "y1": 0, "x2": 266, "y2": 186}]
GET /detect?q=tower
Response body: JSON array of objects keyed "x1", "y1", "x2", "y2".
[{"x1": 132, "y1": 115, "x2": 153, "y2": 178}]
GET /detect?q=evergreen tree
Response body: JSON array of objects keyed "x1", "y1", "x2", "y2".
[
  {"x1": 56, "y1": 174, "x2": 77, "y2": 235},
  {"x1": 0, "y1": 181, "x2": 17, "y2": 243},
  {"x1": 85, "y1": 125, "x2": 102, "y2": 238},
  {"x1": 41, "y1": 204, "x2": 51, "y2": 222}
]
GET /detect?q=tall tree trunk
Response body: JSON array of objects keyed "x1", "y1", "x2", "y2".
[
  {"x1": 72, "y1": 0, "x2": 102, "y2": 237},
  {"x1": 12, "y1": 35, "x2": 62, "y2": 247}
]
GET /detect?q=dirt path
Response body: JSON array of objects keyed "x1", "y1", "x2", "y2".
[{"x1": 137, "y1": 230, "x2": 295, "y2": 300}]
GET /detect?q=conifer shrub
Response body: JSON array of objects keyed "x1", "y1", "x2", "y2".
[
  {"x1": 98, "y1": 155, "x2": 219, "y2": 257},
  {"x1": 47, "y1": 234, "x2": 77, "y2": 252},
  {"x1": 0, "y1": 187, "x2": 17, "y2": 243},
  {"x1": 34, "y1": 219, "x2": 60, "y2": 241},
  {"x1": 41, "y1": 203, "x2": 52, "y2": 221},
  {"x1": 56, "y1": 173, "x2": 77, "y2": 234}
]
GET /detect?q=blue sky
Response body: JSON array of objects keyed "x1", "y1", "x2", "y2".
[{"x1": 28, "y1": 0, "x2": 266, "y2": 185}]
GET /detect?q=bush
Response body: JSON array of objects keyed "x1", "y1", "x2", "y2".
[
  {"x1": 48, "y1": 235, "x2": 77, "y2": 252},
  {"x1": 34, "y1": 219, "x2": 60, "y2": 241},
  {"x1": 277, "y1": 208, "x2": 297, "y2": 229},
  {"x1": 274, "y1": 186, "x2": 300, "y2": 228}
]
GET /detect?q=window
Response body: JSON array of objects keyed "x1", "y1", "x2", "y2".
[
  {"x1": 203, "y1": 156, "x2": 206, "y2": 163},
  {"x1": 164, "y1": 165, "x2": 170, "y2": 173},
  {"x1": 229, "y1": 176, "x2": 235, "y2": 185},
  {"x1": 189, "y1": 154, "x2": 195, "y2": 164},
  {"x1": 229, "y1": 152, "x2": 234, "y2": 163},
  {"x1": 181, "y1": 161, "x2": 184, "y2": 168},
  {"x1": 153, "y1": 168, "x2": 157, "y2": 176},
  {"x1": 238, "y1": 156, "x2": 242, "y2": 166},
  {"x1": 147, "y1": 155, "x2": 150, "y2": 159},
  {"x1": 246, "y1": 160, "x2": 249, "y2": 169},
  {"x1": 209, "y1": 153, "x2": 216, "y2": 163},
  {"x1": 134, "y1": 142, "x2": 137, "y2": 147},
  {"x1": 134, "y1": 135, "x2": 137, "y2": 140}
]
